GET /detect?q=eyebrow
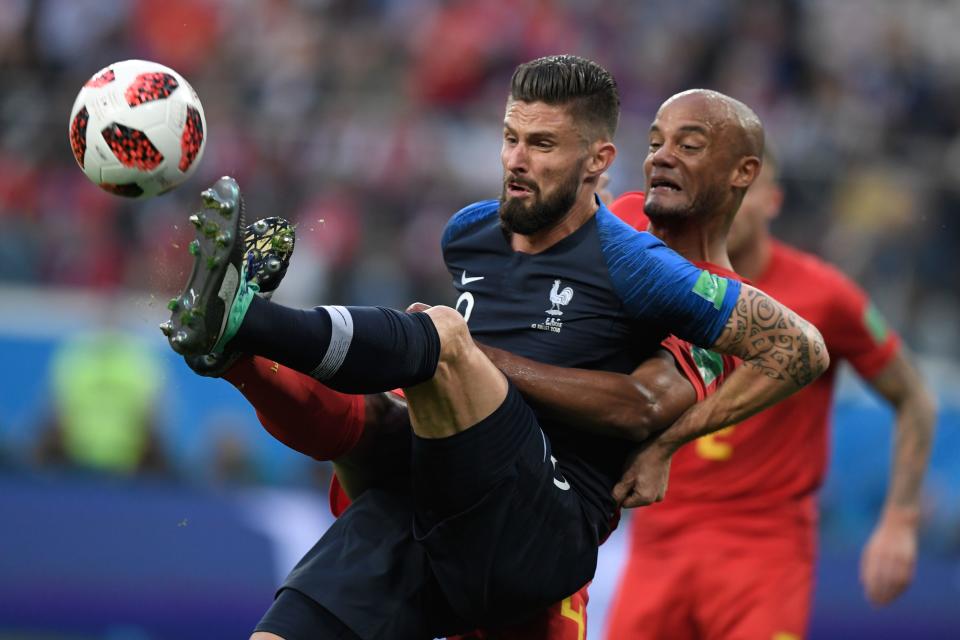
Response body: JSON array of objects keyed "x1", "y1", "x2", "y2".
[
  {"x1": 503, "y1": 123, "x2": 559, "y2": 141},
  {"x1": 649, "y1": 123, "x2": 710, "y2": 136}
]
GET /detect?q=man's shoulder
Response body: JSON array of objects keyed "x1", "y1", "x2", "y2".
[
  {"x1": 767, "y1": 240, "x2": 863, "y2": 296},
  {"x1": 594, "y1": 205, "x2": 663, "y2": 252},
  {"x1": 770, "y1": 240, "x2": 840, "y2": 280},
  {"x1": 770, "y1": 241, "x2": 899, "y2": 364},
  {"x1": 442, "y1": 199, "x2": 500, "y2": 248},
  {"x1": 592, "y1": 206, "x2": 678, "y2": 286}
]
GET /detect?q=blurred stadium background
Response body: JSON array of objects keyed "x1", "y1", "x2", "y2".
[{"x1": 1, "y1": 0, "x2": 958, "y2": 638}]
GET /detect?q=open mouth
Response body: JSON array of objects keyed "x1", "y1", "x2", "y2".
[
  {"x1": 507, "y1": 180, "x2": 536, "y2": 197},
  {"x1": 650, "y1": 177, "x2": 682, "y2": 193}
]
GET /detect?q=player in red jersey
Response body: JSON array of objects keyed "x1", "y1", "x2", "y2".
[{"x1": 604, "y1": 153, "x2": 937, "y2": 640}]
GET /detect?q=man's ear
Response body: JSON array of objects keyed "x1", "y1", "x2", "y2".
[
  {"x1": 731, "y1": 156, "x2": 762, "y2": 189},
  {"x1": 732, "y1": 155, "x2": 761, "y2": 189},
  {"x1": 586, "y1": 140, "x2": 617, "y2": 178}
]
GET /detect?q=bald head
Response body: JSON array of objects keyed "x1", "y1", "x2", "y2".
[{"x1": 659, "y1": 89, "x2": 764, "y2": 159}]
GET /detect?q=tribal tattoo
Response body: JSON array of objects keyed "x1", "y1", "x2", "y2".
[{"x1": 715, "y1": 284, "x2": 828, "y2": 387}]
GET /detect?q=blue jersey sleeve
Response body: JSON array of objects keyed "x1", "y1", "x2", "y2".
[
  {"x1": 596, "y1": 208, "x2": 741, "y2": 347},
  {"x1": 441, "y1": 199, "x2": 499, "y2": 251}
]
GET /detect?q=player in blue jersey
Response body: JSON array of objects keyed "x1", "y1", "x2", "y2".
[{"x1": 164, "y1": 56, "x2": 828, "y2": 639}]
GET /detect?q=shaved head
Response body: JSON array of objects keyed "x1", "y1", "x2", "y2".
[{"x1": 659, "y1": 89, "x2": 764, "y2": 159}]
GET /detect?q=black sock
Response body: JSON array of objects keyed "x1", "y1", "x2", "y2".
[{"x1": 230, "y1": 296, "x2": 440, "y2": 394}]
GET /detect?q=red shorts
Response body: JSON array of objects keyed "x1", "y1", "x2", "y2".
[
  {"x1": 451, "y1": 585, "x2": 589, "y2": 640},
  {"x1": 605, "y1": 545, "x2": 812, "y2": 640}
]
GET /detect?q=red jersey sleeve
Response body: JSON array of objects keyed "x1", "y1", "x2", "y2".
[
  {"x1": 661, "y1": 336, "x2": 738, "y2": 402},
  {"x1": 659, "y1": 260, "x2": 743, "y2": 401},
  {"x1": 820, "y1": 268, "x2": 901, "y2": 380},
  {"x1": 661, "y1": 336, "x2": 709, "y2": 402}
]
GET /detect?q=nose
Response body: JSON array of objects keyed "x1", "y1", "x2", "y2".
[
  {"x1": 650, "y1": 143, "x2": 677, "y2": 168},
  {"x1": 503, "y1": 141, "x2": 529, "y2": 175}
]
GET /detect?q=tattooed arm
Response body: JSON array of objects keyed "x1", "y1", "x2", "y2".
[{"x1": 614, "y1": 284, "x2": 829, "y2": 507}]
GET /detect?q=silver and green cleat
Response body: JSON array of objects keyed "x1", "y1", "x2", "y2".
[
  {"x1": 169, "y1": 199, "x2": 297, "y2": 376},
  {"x1": 163, "y1": 176, "x2": 252, "y2": 357}
]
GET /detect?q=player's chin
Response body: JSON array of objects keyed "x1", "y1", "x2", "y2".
[
  {"x1": 643, "y1": 192, "x2": 690, "y2": 219},
  {"x1": 503, "y1": 192, "x2": 536, "y2": 209},
  {"x1": 499, "y1": 195, "x2": 534, "y2": 223}
]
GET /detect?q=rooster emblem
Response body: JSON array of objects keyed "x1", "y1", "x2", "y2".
[{"x1": 546, "y1": 279, "x2": 574, "y2": 316}]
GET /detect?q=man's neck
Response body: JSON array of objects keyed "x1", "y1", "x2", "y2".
[
  {"x1": 729, "y1": 230, "x2": 772, "y2": 281},
  {"x1": 510, "y1": 193, "x2": 599, "y2": 254},
  {"x1": 649, "y1": 216, "x2": 734, "y2": 271}
]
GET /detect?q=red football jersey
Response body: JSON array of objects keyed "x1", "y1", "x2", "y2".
[{"x1": 632, "y1": 239, "x2": 901, "y2": 553}]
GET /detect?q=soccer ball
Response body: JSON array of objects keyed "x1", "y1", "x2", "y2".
[{"x1": 68, "y1": 59, "x2": 207, "y2": 198}]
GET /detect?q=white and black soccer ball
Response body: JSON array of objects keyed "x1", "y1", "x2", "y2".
[{"x1": 68, "y1": 59, "x2": 207, "y2": 198}]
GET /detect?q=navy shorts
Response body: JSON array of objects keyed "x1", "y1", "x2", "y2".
[
  {"x1": 262, "y1": 384, "x2": 599, "y2": 637},
  {"x1": 411, "y1": 383, "x2": 599, "y2": 628},
  {"x1": 274, "y1": 488, "x2": 467, "y2": 639}
]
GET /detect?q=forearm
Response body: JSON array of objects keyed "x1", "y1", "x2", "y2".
[
  {"x1": 886, "y1": 418, "x2": 933, "y2": 510},
  {"x1": 654, "y1": 284, "x2": 830, "y2": 452},
  {"x1": 476, "y1": 342, "x2": 693, "y2": 441},
  {"x1": 875, "y1": 358, "x2": 938, "y2": 515},
  {"x1": 884, "y1": 407, "x2": 935, "y2": 514},
  {"x1": 651, "y1": 359, "x2": 799, "y2": 453},
  {"x1": 613, "y1": 353, "x2": 815, "y2": 508},
  {"x1": 859, "y1": 352, "x2": 934, "y2": 605}
]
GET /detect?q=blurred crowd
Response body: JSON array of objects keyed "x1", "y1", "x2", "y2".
[
  {"x1": 0, "y1": 0, "x2": 957, "y2": 566},
  {"x1": 0, "y1": 0, "x2": 958, "y2": 356}
]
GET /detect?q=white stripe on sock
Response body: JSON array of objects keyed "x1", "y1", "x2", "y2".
[{"x1": 310, "y1": 306, "x2": 354, "y2": 380}]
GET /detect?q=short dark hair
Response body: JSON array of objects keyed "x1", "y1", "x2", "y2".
[{"x1": 509, "y1": 55, "x2": 620, "y2": 140}]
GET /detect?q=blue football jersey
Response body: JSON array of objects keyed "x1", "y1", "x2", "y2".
[{"x1": 441, "y1": 199, "x2": 741, "y2": 521}]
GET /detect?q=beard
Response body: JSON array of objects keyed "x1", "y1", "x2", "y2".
[{"x1": 499, "y1": 164, "x2": 582, "y2": 236}]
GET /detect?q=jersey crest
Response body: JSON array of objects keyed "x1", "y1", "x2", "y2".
[{"x1": 532, "y1": 279, "x2": 575, "y2": 333}]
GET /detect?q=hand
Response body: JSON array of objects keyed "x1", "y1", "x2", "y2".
[
  {"x1": 612, "y1": 442, "x2": 673, "y2": 508},
  {"x1": 406, "y1": 302, "x2": 432, "y2": 313},
  {"x1": 860, "y1": 507, "x2": 919, "y2": 606},
  {"x1": 596, "y1": 172, "x2": 614, "y2": 206}
]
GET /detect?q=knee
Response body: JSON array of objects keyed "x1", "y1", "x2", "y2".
[{"x1": 424, "y1": 305, "x2": 474, "y2": 363}]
